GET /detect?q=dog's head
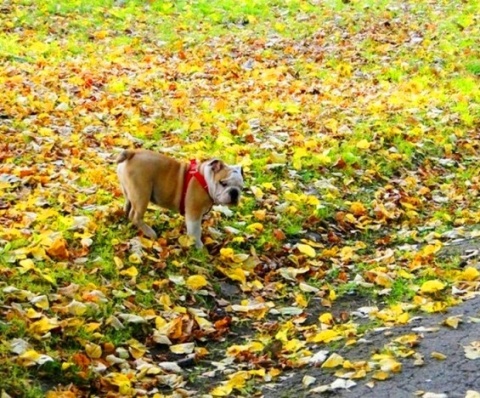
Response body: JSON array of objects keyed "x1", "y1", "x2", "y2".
[{"x1": 204, "y1": 159, "x2": 244, "y2": 206}]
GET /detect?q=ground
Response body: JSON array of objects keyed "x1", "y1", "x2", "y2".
[{"x1": 263, "y1": 289, "x2": 480, "y2": 397}]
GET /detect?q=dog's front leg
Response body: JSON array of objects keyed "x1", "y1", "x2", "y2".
[{"x1": 185, "y1": 215, "x2": 203, "y2": 248}]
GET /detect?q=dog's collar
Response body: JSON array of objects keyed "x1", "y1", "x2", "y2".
[{"x1": 180, "y1": 160, "x2": 210, "y2": 215}]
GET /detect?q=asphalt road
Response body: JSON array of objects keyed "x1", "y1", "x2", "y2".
[{"x1": 263, "y1": 294, "x2": 480, "y2": 398}]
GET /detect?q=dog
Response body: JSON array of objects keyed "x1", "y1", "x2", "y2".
[{"x1": 116, "y1": 149, "x2": 244, "y2": 248}]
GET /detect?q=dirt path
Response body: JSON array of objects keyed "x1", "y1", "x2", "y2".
[{"x1": 263, "y1": 294, "x2": 480, "y2": 398}]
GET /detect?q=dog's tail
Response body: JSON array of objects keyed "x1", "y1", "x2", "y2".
[{"x1": 117, "y1": 150, "x2": 136, "y2": 164}]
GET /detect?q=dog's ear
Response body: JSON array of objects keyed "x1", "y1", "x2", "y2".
[
  {"x1": 233, "y1": 165, "x2": 243, "y2": 178},
  {"x1": 209, "y1": 159, "x2": 225, "y2": 173}
]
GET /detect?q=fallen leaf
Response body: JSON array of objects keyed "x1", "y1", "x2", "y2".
[
  {"x1": 420, "y1": 280, "x2": 446, "y2": 294},
  {"x1": 443, "y1": 316, "x2": 461, "y2": 329},
  {"x1": 170, "y1": 343, "x2": 195, "y2": 354},
  {"x1": 431, "y1": 351, "x2": 447, "y2": 360},
  {"x1": 296, "y1": 243, "x2": 316, "y2": 258},
  {"x1": 321, "y1": 353, "x2": 344, "y2": 368},
  {"x1": 186, "y1": 275, "x2": 208, "y2": 290},
  {"x1": 85, "y1": 343, "x2": 102, "y2": 359},
  {"x1": 464, "y1": 341, "x2": 480, "y2": 359},
  {"x1": 302, "y1": 375, "x2": 316, "y2": 387}
]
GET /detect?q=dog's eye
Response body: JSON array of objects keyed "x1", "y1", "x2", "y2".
[{"x1": 220, "y1": 181, "x2": 228, "y2": 187}]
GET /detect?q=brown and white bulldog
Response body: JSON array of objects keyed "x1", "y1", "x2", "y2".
[{"x1": 116, "y1": 149, "x2": 244, "y2": 248}]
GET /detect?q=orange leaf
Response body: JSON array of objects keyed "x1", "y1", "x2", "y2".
[{"x1": 46, "y1": 238, "x2": 69, "y2": 260}]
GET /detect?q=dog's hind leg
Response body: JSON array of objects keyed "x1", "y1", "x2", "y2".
[
  {"x1": 120, "y1": 186, "x2": 132, "y2": 217},
  {"x1": 129, "y1": 194, "x2": 157, "y2": 240}
]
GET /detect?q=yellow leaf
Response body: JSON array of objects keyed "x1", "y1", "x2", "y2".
[
  {"x1": 306, "y1": 195, "x2": 320, "y2": 206},
  {"x1": 67, "y1": 300, "x2": 87, "y2": 316},
  {"x1": 39, "y1": 271, "x2": 56, "y2": 285},
  {"x1": 214, "y1": 99, "x2": 228, "y2": 112},
  {"x1": 170, "y1": 343, "x2": 195, "y2": 354},
  {"x1": 105, "y1": 373, "x2": 133, "y2": 395},
  {"x1": 114, "y1": 256, "x2": 124, "y2": 269},
  {"x1": 398, "y1": 269, "x2": 414, "y2": 279},
  {"x1": 350, "y1": 202, "x2": 367, "y2": 216},
  {"x1": 85, "y1": 343, "x2": 102, "y2": 359},
  {"x1": 179, "y1": 234, "x2": 196, "y2": 247},
  {"x1": 421, "y1": 301, "x2": 447, "y2": 313},
  {"x1": 431, "y1": 351, "x2": 447, "y2": 360},
  {"x1": 19, "y1": 259, "x2": 35, "y2": 273},
  {"x1": 324, "y1": 118, "x2": 338, "y2": 133},
  {"x1": 29, "y1": 317, "x2": 59, "y2": 335},
  {"x1": 397, "y1": 312, "x2": 410, "y2": 324},
  {"x1": 232, "y1": 253, "x2": 249, "y2": 263},
  {"x1": 308, "y1": 329, "x2": 339, "y2": 343},
  {"x1": 284, "y1": 338, "x2": 305, "y2": 353},
  {"x1": 195, "y1": 315, "x2": 214, "y2": 332},
  {"x1": 319, "y1": 313, "x2": 334, "y2": 325},
  {"x1": 227, "y1": 371, "x2": 249, "y2": 389},
  {"x1": 128, "y1": 253, "x2": 142, "y2": 264},
  {"x1": 211, "y1": 384, "x2": 233, "y2": 397},
  {"x1": 339, "y1": 246, "x2": 354, "y2": 261},
  {"x1": 186, "y1": 275, "x2": 208, "y2": 290},
  {"x1": 420, "y1": 280, "x2": 445, "y2": 294},
  {"x1": 220, "y1": 248, "x2": 235, "y2": 261},
  {"x1": 269, "y1": 368, "x2": 281, "y2": 377},
  {"x1": 128, "y1": 339, "x2": 147, "y2": 359},
  {"x1": 61, "y1": 362, "x2": 74, "y2": 371},
  {"x1": 329, "y1": 289, "x2": 337, "y2": 301},
  {"x1": 195, "y1": 347, "x2": 209, "y2": 358},
  {"x1": 352, "y1": 369, "x2": 367, "y2": 379},
  {"x1": 189, "y1": 120, "x2": 201, "y2": 131},
  {"x1": 462, "y1": 267, "x2": 480, "y2": 281},
  {"x1": 120, "y1": 266, "x2": 138, "y2": 278},
  {"x1": 84, "y1": 322, "x2": 101, "y2": 333},
  {"x1": 227, "y1": 342, "x2": 264, "y2": 356},
  {"x1": 295, "y1": 293, "x2": 308, "y2": 308},
  {"x1": 374, "y1": 272, "x2": 393, "y2": 287},
  {"x1": 261, "y1": 182, "x2": 275, "y2": 190},
  {"x1": 18, "y1": 349, "x2": 40, "y2": 364},
  {"x1": 253, "y1": 210, "x2": 267, "y2": 220},
  {"x1": 17, "y1": 349, "x2": 52, "y2": 367},
  {"x1": 218, "y1": 266, "x2": 246, "y2": 284},
  {"x1": 321, "y1": 353, "x2": 344, "y2": 368},
  {"x1": 356, "y1": 139, "x2": 371, "y2": 149},
  {"x1": 31, "y1": 295, "x2": 49, "y2": 310},
  {"x1": 379, "y1": 358, "x2": 402, "y2": 373},
  {"x1": 250, "y1": 186, "x2": 264, "y2": 200},
  {"x1": 372, "y1": 371, "x2": 390, "y2": 380},
  {"x1": 297, "y1": 243, "x2": 316, "y2": 258},
  {"x1": 246, "y1": 223, "x2": 264, "y2": 233},
  {"x1": 394, "y1": 334, "x2": 419, "y2": 346},
  {"x1": 274, "y1": 22, "x2": 285, "y2": 32},
  {"x1": 284, "y1": 191, "x2": 300, "y2": 202},
  {"x1": 444, "y1": 316, "x2": 461, "y2": 329},
  {"x1": 93, "y1": 30, "x2": 108, "y2": 39},
  {"x1": 25, "y1": 308, "x2": 42, "y2": 319}
]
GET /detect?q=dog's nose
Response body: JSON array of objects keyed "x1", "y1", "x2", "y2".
[{"x1": 230, "y1": 188, "x2": 240, "y2": 204}]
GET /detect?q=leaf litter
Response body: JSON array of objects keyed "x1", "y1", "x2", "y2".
[{"x1": 1, "y1": 0, "x2": 480, "y2": 396}]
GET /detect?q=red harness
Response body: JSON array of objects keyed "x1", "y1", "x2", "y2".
[{"x1": 179, "y1": 160, "x2": 209, "y2": 215}]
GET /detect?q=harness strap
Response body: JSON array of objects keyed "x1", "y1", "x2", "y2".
[{"x1": 179, "y1": 160, "x2": 209, "y2": 215}]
